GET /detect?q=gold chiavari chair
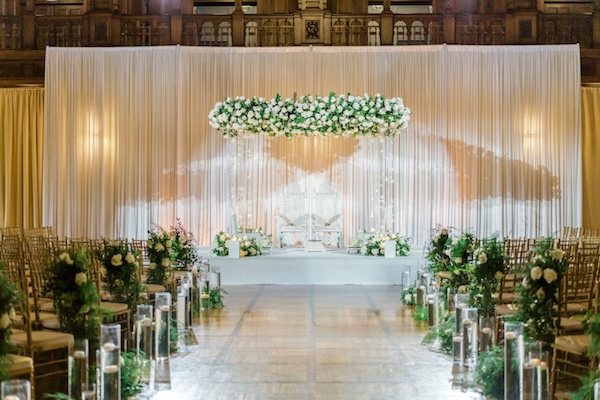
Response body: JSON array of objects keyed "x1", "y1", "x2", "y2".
[
  {"x1": 581, "y1": 228, "x2": 598, "y2": 238},
  {"x1": 1, "y1": 238, "x2": 73, "y2": 399},
  {"x1": 130, "y1": 238, "x2": 166, "y2": 302},
  {"x1": 497, "y1": 238, "x2": 529, "y2": 305}
]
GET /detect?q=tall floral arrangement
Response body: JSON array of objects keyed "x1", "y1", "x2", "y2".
[
  {"x1": 96, "y1": 240, "x2": 143, "y2": 310},
  {"x1": 209, "y1": 92, "x2": 411, "y2": 138},
  {"x1": 44, "y1": 249, "x2": 102, "y2": 341},
  {"x1": 212, "y1": 232, "x2": 262, "y2": 257},
  {"x1": 360, "y1": 232, "x2": 410, "y2": 256},
  {"x1": 169, "y1": 219, "x2": 199, "y2": 269},
  {"x1": 516, "y1": 237, "x2": 567, "y2": 344},
  {"x1": 0, "y1": 266, "x2": 20, "y2": 380},
  {"x1": 468, "y1": 237, "x2": 506, "y2": 318},
  {"x1": 146, "y1": 227, "x2": 174, "y2": 286},
  {"x1": 425, "y1": 226, "x2": 452, "y2": 275},
  {"x1": 445, "y1": 232, "x2": 476, "y2": 290}
]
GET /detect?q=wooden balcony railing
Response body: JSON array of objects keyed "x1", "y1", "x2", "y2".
[{"x1": 392, "y1": 14, "x2": 444, "y2": 45}]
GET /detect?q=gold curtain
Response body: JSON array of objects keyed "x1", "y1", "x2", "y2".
[
  {"x1": 581, "y1": 86, "x2": 600, "y2": 230},
  {"x1": 0, "y1": 88, "x2": 44, "y2": 229}
]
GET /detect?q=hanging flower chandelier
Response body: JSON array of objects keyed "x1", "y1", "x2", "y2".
[{"x1": 209, "y1": 92, "x2": 411, "y2": 138}]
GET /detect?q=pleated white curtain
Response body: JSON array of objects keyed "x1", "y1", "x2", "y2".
[{"x1": 43, "y1": 45, "x2": 581, "y2": 246}]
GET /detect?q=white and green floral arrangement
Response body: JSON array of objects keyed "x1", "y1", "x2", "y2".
[
  {"x1": 209, "y1": 92, "x2": 411, "y2": 138},
  {"x1": 169, "y1": 219, "x2": 200, "y2": 269},
  {"x1": 95, "y1": 239, "x2": 143, "y2": 310},
  {"x1": 212, "y1": 231, "x2": 262, "y2": 257},
  {"x1": 44, "y1": 249, "x2": 102, "y2": 342},
  {"x1": 146, "y1": 227, "x2": 174, "y2": 286},
  {"x1": 516, "y1": 237, "x2": 566, "y2": 345},
  {"x1": 359, "y1": 232, "x2": 410, "y2": 257}
]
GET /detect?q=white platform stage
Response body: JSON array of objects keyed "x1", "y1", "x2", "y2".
[{"x1": 196, "y1": 247, "x2": 424, "y2": 285}]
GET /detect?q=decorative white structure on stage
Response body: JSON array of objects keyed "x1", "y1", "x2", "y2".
[
  {"x1": 277, "y1": 182, "x2": 309, "y2": 248},
  {"x1": 311, "y1": 180, "x2": 343, "y2": 248}
]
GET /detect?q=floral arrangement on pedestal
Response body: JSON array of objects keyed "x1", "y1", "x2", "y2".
[
  {"x1": 146, "y1": 227, "x2": 174, "y2": 286},
  {"x1": 425, "y1": 226, "x2": 452, "y2": 275},
  {"x1": 212, "y1": 232, "x2": 262, "y2": 257},
  {"x1": 209, "y1": 92, "x2": 411, "y2": 138},
  {"x1": 96, "y1": 240, "x2": 143, "y2": 310},
  {"x1": 0, "y1": 266, "x2": 20, "y2": 380},
  {"x1": 468, "y1": 237, "x2": 506, "y2": 318},
  {"x1": 44, "y1": 249, "x2": 102, "y2": 341},
  {"x1": 359, "y1": 232, "x2": 410, "y2": 257},
  {"x1": 516, "y1": 237, "x2": 566, "y2": 345}
]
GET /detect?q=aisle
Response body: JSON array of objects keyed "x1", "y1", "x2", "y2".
[{"x1": 153, "y1": 285, "x2": 481, "y2": 400}]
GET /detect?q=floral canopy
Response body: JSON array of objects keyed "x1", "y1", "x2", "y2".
[{"x1": 209, "y1": 92, "x2": 411, "y2": 138}]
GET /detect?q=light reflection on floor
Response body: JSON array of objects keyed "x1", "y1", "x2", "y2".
[{"x1": 145, "y1": 285, "x2": 484, "y2": 400}]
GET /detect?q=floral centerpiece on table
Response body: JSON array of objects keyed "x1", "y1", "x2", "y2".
[
  {"x1": 212, "y1": 232, "x2": 262, "y2": 257},
  {"x1": 0, "y1": 266, "x2": 20, "y2": 380},
  {"x1": 468, "y1": 237, "x2": 506, "y2": 318},
  {"x1": 516, "y1": 237, "x2": 567, "y2": 345},
  {"x1": 95, "y1": 240, "x2": 143, "y2": 310},
  {"x1": 146, "y1": 227, "x2": 174, "y2": 286},
  {"x1": 169, "y1": 219, "x2": 199, "y2": 270},
  {"x1": 360, "y1": 232, "x2": 410, "y2": 257},
  {"x1": 425, "y1": 226, "x2": 452, "y2": 275},
  {"x1": 44, "y1": 249, "x2": 102, "y2": 341},
  {"x1": 209, "y1": 92, "x2": 411, "y2": 138}
]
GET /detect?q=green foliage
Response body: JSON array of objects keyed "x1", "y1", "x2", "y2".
[
  {"x1": 468, "y1": 237, "x2": 507, "y2": 318},
  {"x1": 412, "y1": 304, "x2": 428, "y2": 321},
  {"x1": 446, "y1": 232, "x2": 476, "y2": 289},
  {"x1": 475, "y1": 345, "x2": 505, "y2": 399},
  {"x1": 422, "y1": 312, "x2": 455, "y2": 355},
  {"x1": 0, "y1": 265, "x2": 20, "y2": 380},
  {"x1": 43, "y1": 393, "x2": 71, "y2": 399},
  {"x1": 121, "y1": 351, "x2": 146, "y2": 397},
  {"x1": 95, "y1": 239, "x2": 143, "y2": 310},
  {"x1": 516, "y1": 237, "x2": 567, "y2": 345},
  {"x1": 201, "y1": 287, "x2": 227, "y2": 309},
  {"x1": 44, "y1": 249, "x2": 102, "y2": 343},
  {"x1": 569, "y1": 370, "x2": 600, "y2": 400},
  {"x1": 570, "y1": 302, "x2": 600, "y2": 399}
]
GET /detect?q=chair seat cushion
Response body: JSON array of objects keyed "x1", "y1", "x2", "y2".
[
  {"x1": 11, "y1": 330, "x2": 73, "y2": 352},
  {"x1": 40, "y1": 316, "x2": 60, "y2": 330},
  {"x1": 496, "y1": 304, "x2": 518, "y2": 316},
  {"x1": 4, "y1": 354, "x2": 34, "y2": 376},
  {"x1": 560, "y1": 317, "x2": 584, "y2": 332},
  {"x1": 144, "y1": 284, "x2": 165, "y2": 294},
  {"x1": 100, "y1": 302, "x2": 129, "y2": 313},
  {"x1": 565, "y1": 302, "x2": 589, "y2": 315},
  {"x1": 554, "y1": 334, "x2": 589, "y2": 355}
]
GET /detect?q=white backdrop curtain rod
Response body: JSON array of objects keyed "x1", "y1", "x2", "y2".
[{"x1": 43, "y1": 44, "x2": 582, "y2": 246}]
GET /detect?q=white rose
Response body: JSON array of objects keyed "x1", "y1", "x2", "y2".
[
  {"x1": 551, "y1": 249, "x2": 564, "y2": 261},
  {"x1": 125, "y1": 253, "x2": 135, "y2": 264},
  {"x1": 100, "y1": 267, "x2": 107, "y2": 276},
  {"x1": 111, "y1": 253, "x2": 123, "y2": 266},
  {"x1": 536, "y1": 287, "x2": 546, "y2": 299},
  {"x1": 530, "y1": 266, "x2": 543, "y2": 281},
  {"x1": 75, "y1": 272, "x2": 87, "y2": 286},
  {"x1": 543, "y1": 268, "x2": 558, "y2": 284},
  {"x1": 494, "y1": 271, "x2": 504, "y2": 280},
  {"x1": 452, "y1": 238, "x2": 459, "y2": 245},
  {"x1": 149, "y1": 262, "x2": 157, "y2": 270},
  {"x1": 155, "y1": 243, "x2": 165, "y2": 252},
  {"x1": 454, "y1": 257, "x2": 463, "y2": 265},
  {"x1": 0, "y1": 313, "x2": 11, "y2": 329},
  {"x1": 161, "y1": 258, "x2": 170, "y2": 268},
  {"x1": 219, "y1": 234, "x2": 225, "y2": 241},
  {"x1": 250, "y1": 248, "x2": 256, "y2": 256},
  {"x1": 371, "y1": 249, "x2": 378, "y2": 256},
  {"x1": 404, "y1": 294, "x2": 412, "y2": 303},
  {"x1": 180, "y1": 237, "x2": 187, "y2": 245},
  {"x1": 59, "y1": 252, "x2": 69, "y2": 262},
  {"x1": 380, "y1": 249, "x2": 385, "y2": 255},
  {"x1": 165, "y1": 240, "x2": 172, "y2": 248},
  {"x1": 9, "y1": 307, "x2": 16, "y2": 320},
  {"x1": 444, "y1": 249, "x2": 452, "y2": 256},
  {"x1": 245, "y1": 241, "x2": 251, "y2": 247},
  {"x1": 478, "y1": 253, "x2": 488, "y2": 264},
  {"x1": 441, "y1": 228, "x2": 448, "y2": 235},
  {"x1": 433, "y1": 235, "x2": 440, "y2": 243}
]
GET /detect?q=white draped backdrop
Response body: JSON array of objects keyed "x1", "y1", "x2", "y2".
[{"x1": 43, "y1": 45, "x2": 582, "y2": 246}]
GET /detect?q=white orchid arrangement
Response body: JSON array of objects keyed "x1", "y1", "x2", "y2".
[
  {"x1": 360, "y1": 231, "x2": 410, "y2": 257},
  {"x1": 517, "y1": 237, "x2": 567, "y2": 344},
  {"x1": 209, "y1": 92, "x2": 411, "y2": 138},
  {"x1": 212, "y1": 231, "x2": 263, "y2": 257}
]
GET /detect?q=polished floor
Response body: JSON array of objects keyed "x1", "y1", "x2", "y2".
[{"x1": 151, "y1": 285, "x2": 482, "y2": 400}]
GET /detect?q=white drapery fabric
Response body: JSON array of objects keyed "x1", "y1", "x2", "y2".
[{"x1": 44, "y1": 45, "x2": 581, "y2": 246}]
